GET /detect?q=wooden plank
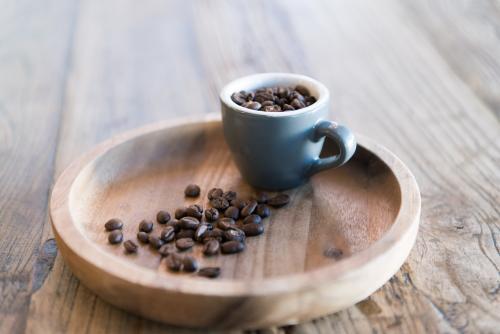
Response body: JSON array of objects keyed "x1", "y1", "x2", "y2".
[
  {"x1": 25, "y1": 0, "x2": 500, "y2": 333},
  {"x1": 0, "y1": 0, "x2": 79, "y2": 333}
]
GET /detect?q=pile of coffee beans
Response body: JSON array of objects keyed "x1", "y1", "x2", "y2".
[
  {"x1": 104, "y1": 184, "x2": 290, "y2": 279},
  {"x1": 231, "y1": 85, "x2": 317, "y2": 112}
]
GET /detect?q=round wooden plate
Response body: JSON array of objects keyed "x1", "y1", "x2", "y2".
[{"x1": 50, "y1": 117, "x2": 420, "y2": 329}]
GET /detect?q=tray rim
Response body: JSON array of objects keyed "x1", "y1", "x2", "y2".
[{"x1": 50, "y1": 116, "x2": 421, "y2": 298}]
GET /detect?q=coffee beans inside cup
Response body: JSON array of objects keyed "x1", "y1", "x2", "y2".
[
  {"x1": 231, "y1": 85, "x2": 317, "y2": 112},
  {"x1": 103, "y1": 184, "x2": 299, "y2": 279}
]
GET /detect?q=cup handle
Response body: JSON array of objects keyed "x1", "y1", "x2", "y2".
[{"x1": 308, "y1": 120, "x2": 357, "y2": 176}]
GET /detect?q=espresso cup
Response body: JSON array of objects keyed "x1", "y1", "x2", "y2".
[{"x1": 220, "y1": 73, "x2": 356, "y2": 190}]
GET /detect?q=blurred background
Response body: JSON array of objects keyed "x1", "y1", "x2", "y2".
[{"x1": 1, "y1": 0, "x2": 499, "y2": 333}]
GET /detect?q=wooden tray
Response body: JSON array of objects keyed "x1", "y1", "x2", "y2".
[{"x1": 50, "y1": 117, "x2": 420, "y2": 329}]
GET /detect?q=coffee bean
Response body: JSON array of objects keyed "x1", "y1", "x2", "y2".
[
  {"x1": 149, "y1": 235, "x2": 165, "y2": 249},
  {"x1": 184, "y1": 184, "x2": 200, "y2": 197},
  {"x1": 123, "y1": 240, "x2": 137, "y2": 253},
  {"x1": 204, "y1": 228, "x2": 224, "y2": 242},
  {"x1": 166, "y1": 253, "x2": 183, "y2": 271},
  {"x1": 277, "y1": 86, "x2": 290, "y2": 98},
  {"x1": 194, "y1": 223, "x2": 210, "y2": 241},
  {"x1": 137, "y1": 231, "x2": 149, "y2": 243},
  {"x1": 185, "y1": 204, "x2": 203, "y2": 219},
  {"x1": 242, "y1": 101, "x2": 261, "y2": 110},
  {"x1": 243, "y1": 214, "x2": 262, "y2": 225},
  {"x1": 221, "y1": 240, "x2": 245, "y2": 254},
  {"x1": 254, "y1": 92, "x2": 274, "y2": 103},
  {"x1": 104, "y1": 218, "x2": 123, "y2": 231},
  {"x1": 295, "y1": 85, "x2": 310, "y2": 96},
  {"x1": 230, "y1": 198, "x2": 248, "y2": 210},
  {"x1": 291, "y1": 98, "x2": 305, "y2": 109},
  {"x1": 180, "y1": 216, "x2": 200, "y2": 230},
  {"x1": 241, "y1": 200, "x2": 258, "y2": 217},
  {"x1": 182, "y1": 256, "x2": 199, "y2": 272},
  {"x1": 305, "y1": 96, "x2": 317, "y2": 105},
  {"x1": 256, "y1": 204, "x2": 271, "y2": 218},
  {"x1": 139, "y1": 219, "x2": 154, "y2": 233},
  {"x1": 224, "y1": 206, "x2": 240, "y2": 220},
  {"x1": 223, "y1": 227, "x2": 246, "y2": 242},
  {"x1": 210, "y1": 197, "x2": 229, "y2": 211},
  {"x1": 261, "y1": 100, "x2": 274, "y2": 107},
  {"x1": 241, "y1": 223, "x2": 264, "y2": 237},
  {"x1": 268, "y1": 193, "x2": 290, "y2": 208},
  {"x1": 166, "y1": 220, "x2": 181, "y2": 232},
  {"x1": 108, "y1": 230, "x2": 123, "y2": 244},
  {"x1": 207, "y1": 188, "x2": 223, "y2": 200},
  {"x1": 324, "y1": 247, "x2": 343, "y2": 259},
  {"x1": 159, "y1": 243, "x2": 175, "y2": 257},
  {"x1": 253, "y1": 192, "x2": 268, "y2": 204},
  {"x1": 156, "y1": 210, "x2": 171, "y2": 224},
  {"x1": 203, "y1": 239, "x2": 220, "y2": 256},
  {"x1": 176, "y1": 238, "x2": 194, "y2": 251},
  {"x1": 222, "y1": 190, "x2": 237, "y2": 201},
  {"x1": 175, "y1": 207, "x2": 187, "y2": 219},
  {"x1": 264, "y1": 105, "x2": 281, "y2": 112},
  {"x1": 216, "y1": 217, "x2": 236, "y2": 230},
  {"x1": 204, "y1": 207, "x2": 219, "y2": 222},
  {"x1": 161, "y1": 226, "x2": 176, "y2": 242},
  {"x1": 231, "y1": 92, "x2": 246, "y2": 105},
  {"x1": 282, "y1": 104, "x2": 295, "y2": 111},
  {"x1": 176, "y1": 229, "x2": 195, "y2": 239},
  {"x1": 198, "y1": 267, "x2": 221, "y2": 278}
]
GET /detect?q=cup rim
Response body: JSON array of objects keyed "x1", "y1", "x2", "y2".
[{"x1": 220, "y1": 73, "x2": 330, "y2": 117}]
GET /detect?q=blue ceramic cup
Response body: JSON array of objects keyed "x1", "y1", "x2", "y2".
[{"x1": 220, "y1": 73, "x2": 356, "y2": 190}]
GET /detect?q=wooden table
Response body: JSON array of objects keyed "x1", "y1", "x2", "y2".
[{"x1": 1, "y1": 1, "x2": 499, "y2": 333}]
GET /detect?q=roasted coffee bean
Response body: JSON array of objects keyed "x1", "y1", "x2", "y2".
[
  {"x1": 166, "y1": 220, "x2": 181, "y2": 232},
  {"x1": 156, "y1": 210, "x2": 171, "y2": 224},
  {"x1": 184, "y1": 184, "x2": 200, "y2": 197},
  {"x1": 139, "y1": 219, "x2": 154, "y2": 233},
  {"x1": 185, "y1": 204, "x2": 203, "y2": 219},
  {"x1": 149, "y1": 235, "x2": 165, "y2": 249},
  {"x1": 161, "y1": 226, "x2": 176, "y2": 242},
  {"x1": 305, "y1": 96, "x2": 317, "y2": 105},
  {"x1": 264, "y1": 105, "x2": 281, "y2": 112},
  {"x1": 222, "y1": 190, "x2": 237, "y2": 201},
  {"x1": 203, "y1": 239, "x2": 220, "y2": 256},
  {"x1": 158, "y1": 243, "x2": 175, "y2": 257},
  {"x1": 268, "y1": 193, "x2": 290, "y2": 208},
  {"x1": 104, "y1": 218, "x2": 123, "y2": 231},
  {"x1": 204, "y1": 207, "x2": 219, "y2": 222},
  {"x1": 210, "y1": 197, "x2": 229, "y2": 211},
  {"x1": 180, "y1": 216, "x2": 200, "y2": 230},
  {"x1": 291, "y1": 98, "x2": 305, "y2": 109},
  {"x1": 253, "y1": 192, "x2": 268, "y2": 204},
  {"x1": 182, "y1": 256, "x2": 199, "y2": 272},
  {"x1": 175, "y1": 207, "x2": 187, "y2": 219},
  {"x1": 242, "y1": 101, "x2": 261, "y2": 110},
  {"x1": 277, "y1": 86, "x2": 290, "y2": 98},
  {"x1": 207, "y1": 187, "x2": 223, "y2": 200},
  {"x1": 282, "y1": 104, "x2": 295, "y2": 111},
  {"x1": 291, "y1": 91, "x2": 305, "y2": 102},
  {"x1": 166, "y1": 253, "x2": 183, "y2": 271},
  {"x1": 176, "y1": 229, "x2": 195, "y2": 239},
  {"x1": 137, "y1": 231, "x2": 149, "y2": 243},
  {"x1": 254, "y1": 92, "x2": 274, "y2": 103},
  {"x1": 194, "y1": 224, "x2": 210, "y2": 241},
  {"x1": 243, "y1": 214, "x2": 262, "y2": 225},
  {"x1": 231, "y1": 92, "x2": 246, "y2": 105},
  {"x1": 241, "y1": 200, "x2": 258, "y2": 217},
  {"x1": 221, "y1": 241, "x2": 245, "y2": 254},
  {"x1": 224, "y1": 206, "x2": 240, "y2": 220},
  {"x1": 295, "y1": 85, "x2": 310, "y2": 96},
  {"x1": 241, "y1": 223, "x2": 264, "y2": 237},
  {"x1": 216, "y1": 217, "x2": 236, "y2": 230},
  {"x1": 198, "y1": 267, "x2": 221, "y2": 278},
  {"x1": 324, "y1": 247, "x2": 343, "y2": 259},
  {"x1": 123, "y1": 240, "x2": 138, "y2": 253},
  {"x1": 176, "y1": 238, "x2": 194, "y2": 251},
  {"x1": 108, "y1": 230, "x2": 123, "y2": 244},
  {"x1": 230, "y1": 198, "x2": 248, "y2": 210},
  {"x1": 223, "y1": 227, "x2": 246, "y2": 242},
  {"x1": 261, "y1": 100, "x2": 274, "y2": 107},
  {"x1": 204, "y1": 228, "x2": 224, "y2": 242},
  {"x1": 256, "y1": 204, "x2": 271, "y2": 218}
]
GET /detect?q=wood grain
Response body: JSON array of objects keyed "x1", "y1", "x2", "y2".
[{"x1": 0, "y1": 0, "x2": 497, "y2": 332}]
